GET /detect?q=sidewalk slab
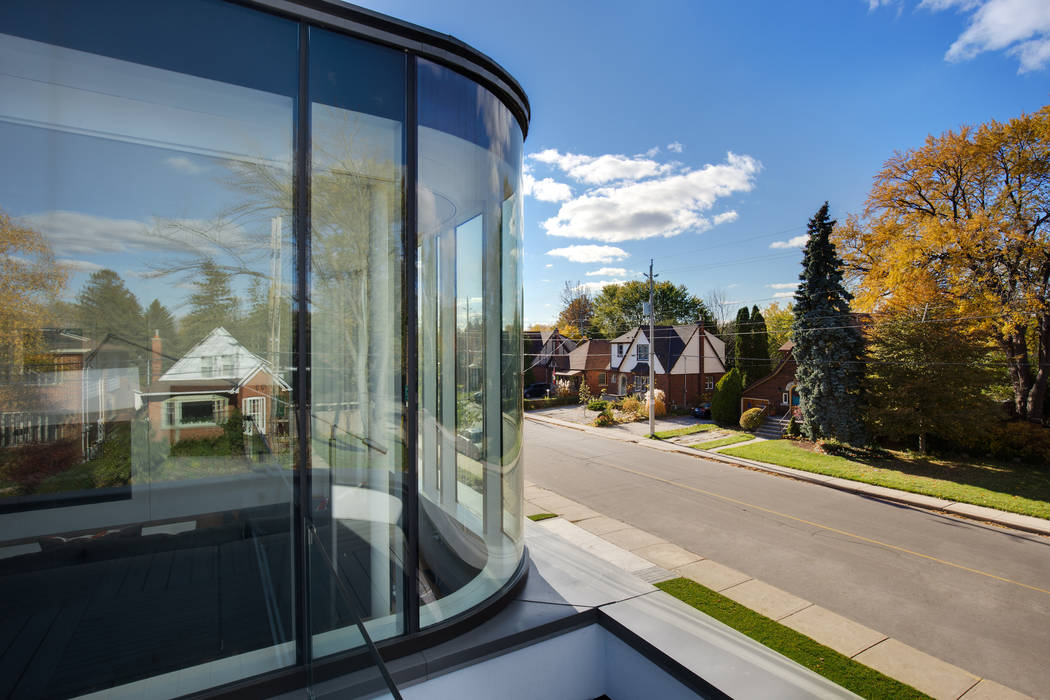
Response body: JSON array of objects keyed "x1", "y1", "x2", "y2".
[
  {"x1": 556, "y1": 504, "x2": 602, "y2": 522},
  {"x1": 529, "y1": 493, "x2": 578, "y2": 512},
  {"x1": 719, "y1": 579, "x2": 812, "y2": 621},
  {"x1": 633, "y1": 542, "x2": 704, "y2": 570},
  {"x1": 524, "y1": 501, "x2": 545, "y2": 517},
  {"x1": 677, "y1": 559, "x2": 752, "y2": 592},
  {"x1": 576, "y1": 515, "x2": 633, "y2": 536},
  {"x1": 854, "y1": 639, "x2": 979, "y2": 700},
  {"x1": 538, "y1": 517, "x2": 655, "y2": 574},
  {"x1": 960, "y1": 679, "x2": 1033, "y2": 700},
  {"x1": 779, "y1": 605, "x2": 888, "y2": 658},
  {"x1": 600, "y1": 526, "x2": 667, "y2": 552}
]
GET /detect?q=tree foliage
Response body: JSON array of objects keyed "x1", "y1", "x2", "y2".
[
  {"x1": 762, "y1": 302, "x2": 794, "y2": 359},
  {"x1": 556, "y1": 281, "x2": 594, "y2": 336},
  {"x1": 591, "y1": 280, "x2": 714, "y2": 338},
  {"x1": 75, "y1": 269, "x2": 144, "y2": 348},
  {"x1": 180, "y1": 260, "x2": 239, "y2": 348},
  {"x1": 865, "y1": 306, "x2": 1001, "y2": 453},
  {"x1": 793, "y1": 203, "x2": 866, "y2": 445},
  {"x1": 711, "y1": 367, "x2": 743, "y2": 426},
  {"x1": 836, "y1": 106, "x2": 1050, "y2": 423},
  {"x1": 732, "y1": 305, "x2": 771, "y2": 386}
]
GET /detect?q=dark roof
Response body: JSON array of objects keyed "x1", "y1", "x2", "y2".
[
  {"x1": 632, "y1": 362, "x2": 650, "y2": 376},
  {"x1": 649, "y1": 325, "x2": 687, "y2": 374},
  {"x1": 610, "y1": 328, "x2": 638, "y2": 344}
]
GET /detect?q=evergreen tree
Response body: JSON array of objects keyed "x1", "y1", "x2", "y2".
[
  {"x1": 745, "y1": 305, "x2": 771, "y2": 381},
  {"x1": 792, "y1": 203, "x2": 865, "y2": 445},
  {"x1": 710, "y1": 367, "x2": 743, "y2": 426},
  {"x1": 75, "y1": 269, "x2": 145, "y2": 346},
  {"x1": 180, "y1": 261, "x2": 241, "y2": 348},
  {"x1": 726, "y1": 306, "x2": 750, "y2": 379},
  {"x1": 144, "y1": 299, "x2": 179, "y2": 373}
]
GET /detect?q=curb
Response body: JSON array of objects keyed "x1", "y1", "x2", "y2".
[{"x1": 524, "y1": 412, "x2": 1050, "y2": 538}]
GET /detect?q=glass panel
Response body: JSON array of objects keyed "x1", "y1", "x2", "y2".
[
  {"x1": 417, "y1": 58, "x2": 524, "y2": 627},
  {"x1": 0, "y1": 1, "x2": 297, "y2": 697},
  {"x1": 307, "y1": 27, "x2": 407, "y2": 658}
]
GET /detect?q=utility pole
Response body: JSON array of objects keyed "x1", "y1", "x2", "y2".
[{"x1": 646, "y1": 259, "x2": 657, "y2": 436}]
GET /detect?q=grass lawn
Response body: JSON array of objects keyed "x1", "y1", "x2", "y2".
[
  {"x1": 527, "y1": 512, "x2": 558, "y2": 522},
  {"x1": 722, "y1": 439, "x2": 1050, "y2": 520},
  {"x1": 694, "y1": 433, "x2": 754, "y2": 450},
  {"x1": 652, "y1": 423, "x2": 720, "y2": 439},
  {"x1": 656, "y1": 578, "x2": 929, "y2": 699}
]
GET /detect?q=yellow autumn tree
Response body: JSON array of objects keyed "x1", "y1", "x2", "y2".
[
  {"x1": 0, "y1": 209, "x2": 68, "y2": 408},
  {"x1": 836, "y1": 106, "x2": 1050, "y2": 422}
]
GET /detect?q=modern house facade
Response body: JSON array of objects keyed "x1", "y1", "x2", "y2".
[{"x1": 0, "y1": 0, "x2": 529, "y2": 696}]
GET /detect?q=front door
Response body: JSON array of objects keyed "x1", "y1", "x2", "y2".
[{"x1": 242, "y1": 396, "x2": 266, "y2": 435}]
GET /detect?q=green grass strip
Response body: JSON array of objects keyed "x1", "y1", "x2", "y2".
[
  {"x1": 722, "y1": 440, "x2": 1050, "y2": 520},
  {"x1": 694, "y1": 434, "x2": 754, "y2": 450},
  {"x1": 527, "y1": 512, "x2": 558, "y2": 522},
  {"x1": 652, "y1": 423, "x2": 720, "y2": 439},
  {"x1": 655, "y1": 578, "x2": 929, "y2": 699}
]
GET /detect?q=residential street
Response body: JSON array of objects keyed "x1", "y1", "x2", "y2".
[{"x1": 523, "y1": 419, "x2": 1050, "y2": 698}]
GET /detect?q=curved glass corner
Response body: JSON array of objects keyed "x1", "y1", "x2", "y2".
[{"x1": 417, "y1": 57, "x2": 525, "y2": 627}]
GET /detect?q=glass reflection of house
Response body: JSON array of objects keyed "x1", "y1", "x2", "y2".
[{"x1": 145, "y1": 327, "x2": 289, "y2": 444}]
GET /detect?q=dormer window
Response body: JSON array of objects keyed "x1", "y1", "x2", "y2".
[
  {"x1": 616, "y1": 344, "x2": 624, "y2": 357},
  {"x1": 201, "y1": 356, "x2": 215, "y2": 377},
  {"x1": 637, "y1": 344, "x2": 649, "y2": 362},
  {"x1": 222, "y1": 354, "x2": 236, "y2": 376}
]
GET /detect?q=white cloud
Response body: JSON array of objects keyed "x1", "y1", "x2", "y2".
[
  {"x1": 164, "y1": 156, "x2": 205, "y2": 175},
  {"x1": 643, "y1": 146, "x2": 660, "y2": 157},
  {"x1": 667, "y1": 141, "x2": 684, "y2": 153},
  {"x1": 522, "y1": 173, "x2": 573, "y2": 202},
  {"x1": 713, "y1": 211, "x2": 739, "y2": 225},
  {"x1": 874, "y1": 0, "x2": 1050, "y2": 72},
  {"x1": 545, "y1": 263, "x2": 553, "y2": 268},
  {"x1": 580, "y1": 278, "x2": 628, "y2": 293},
  {"x1": 770, "y1": 234, "x2": 809, "y2": 249},
  {"x1": 586, "y1": 267, "x2": 629, "y2": 276},
  {"x1": 18, "y1": 210, "x2": 251, "y2": 258},
  {"x1": 540, "y1": 153, "x2": 761, "y2": 243},
  {"x1": 57, "y1": 258, "x2": 104, "y2": 273},
  {"x1": 530, "y1": 148, "x2": 674, "y2": 185},
  {"x1": 767, "y1": 282, "x2": 800, "y2": 289},
  {"x1": 773, "y1": 291, "x2": 796, "y2": 299},
  {"x1": 546, "y1": 244, "x2": 629, "y2": 263}
]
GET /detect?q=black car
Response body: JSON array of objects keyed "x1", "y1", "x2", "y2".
[
  {"x1": 692, "y1": 402, "x2": 711, "y2": 419},
  {"x1": 523, "y1": 383, "x2": 549, "y2": 399}
]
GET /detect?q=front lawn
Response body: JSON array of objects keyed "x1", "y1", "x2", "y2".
[
  {"x1": 652, "y1": 424, "x2": 720, "y2": 439},
  {"x1": 722, "y1": 440, "x2": 1050, "y2": 520},
  {"x1": 693, "y1": 433, "x2": 754, "y2": 450},
  {"x1": 656, "y1": 578, "x2": 928, "y2": 699}
]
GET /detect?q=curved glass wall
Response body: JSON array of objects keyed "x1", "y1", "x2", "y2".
[{"x1": 0, "y1": 0, "x2": 525, "y2": 697}]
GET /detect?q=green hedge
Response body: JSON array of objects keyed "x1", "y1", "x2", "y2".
[{"x1": 524, "y1": 396, "x2": 578, "y2": 411}]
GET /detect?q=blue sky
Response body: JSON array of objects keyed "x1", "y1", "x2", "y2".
[{"x1": 359, "y1": 0, "x2": 1049, "y2": 327}]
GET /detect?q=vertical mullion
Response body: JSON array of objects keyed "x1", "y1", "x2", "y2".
[
  {"x1": 293, "y1": 20, "x2": 312, "y2": 668},
  {"x1": 403, "y1": 52, "x2": 420, "y2": 636}
]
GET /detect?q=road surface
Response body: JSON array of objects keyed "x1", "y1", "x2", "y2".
[{"x1": 523, "y1": 419, "x2": 1050, "y2": 698}]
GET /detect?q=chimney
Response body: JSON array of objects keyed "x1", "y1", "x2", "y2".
[{"x1": 151, "y1": 330, "x2": 163, "y2": 384}]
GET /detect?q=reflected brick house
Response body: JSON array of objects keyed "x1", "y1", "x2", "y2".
[
  {"x1": 146, "y1": 327, "x2": 290, "y2": 443},
  {"x1": 522, "y1": 329, "x2": 577, "y2": 388}
]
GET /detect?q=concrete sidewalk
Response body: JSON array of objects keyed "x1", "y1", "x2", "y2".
[
  {"x1": 524, "y1": 481, "x2": 1032, "y2": 700},
  {"x1": 524, "y1": 412, "x2": 1050, "y2": 538}
]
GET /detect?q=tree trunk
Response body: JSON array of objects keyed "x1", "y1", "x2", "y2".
[
  {"x1": 1024, "y1": 313, "x2": 1049, "y2": 424},
  {"x1": 1000, "y1": 332, "x2": 1035, "y2": 420},
  {"x1": 918, "y1": 430, "x2": 928, "y2": 455}
]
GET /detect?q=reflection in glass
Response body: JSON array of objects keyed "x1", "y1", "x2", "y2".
[
  {"x1": 0, "y1": 1, "x2": 297, "y2": 696},
  {"x1": 307, "y1": 27, "x2": 406, "y2": 657},
  {"x1": 417, "y1": 58, "x2": 524, "y2": 627}
]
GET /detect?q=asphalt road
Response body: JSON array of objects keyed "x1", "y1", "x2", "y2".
[{"x1": 523, "y1": 419, "x2": 1050, "y2": 698}]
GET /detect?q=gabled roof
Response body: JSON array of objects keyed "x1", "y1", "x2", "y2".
[
  {"x1": 649, "y1": 325, "x2": 687, "y2": 375},
  {"x1": 159, "y1": 327, "x2": 290, "y2": 390},
  {"x1": 568, "y1": 339, "x2": 611, "y2": 372},
  {"x1": 610, "y1": 328, "x2": 638, "y2": 344}
]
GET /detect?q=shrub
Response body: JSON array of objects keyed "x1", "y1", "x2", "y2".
[
  {"x1": 643, "y1": 389, "x2": 667, "y2": 418},
  {"x1": 554, "y1": 379, "x2": 574, "y2": 398},
  {"x1": 739, "y1": 407, "x2": 764, "y2": 432},
  {"x1": 711, "y1": 368, "x2": 743, "y2": 426},
  {"x1": 955, "y1": 420, "x2": 1050, "y2": 464},
  {"x1": 786, "y1": 416, "x2": 802, "y2": 438},
  {"x1": 587, "y1": 399, "x2": 609, "y2": 412},
  {"x1": 224, "y1": 408, "x2": 246, "y2": 454},
  {"x1": 593, "y1": 408, "x2": 616, "y2": 427},
  {"x1": 621, "y1": 396, "x2": 641, "y2": 414},
  {"x1": 0, "y1": 438, "x2": 80, "y2": 493},
  {"x1": 578, "y1": 380, "x2": 593, "y2": 405}
]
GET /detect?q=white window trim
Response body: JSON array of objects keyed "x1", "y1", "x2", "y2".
[
  {"x1": 242, "y1": 396, "x2": 266, "y2": 435},
  {"x1": 162, "y1": 394, "x2": 229, "y2": 429}
]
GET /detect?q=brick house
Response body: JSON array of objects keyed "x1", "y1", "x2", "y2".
[
  {"x1": 740, "y1": 341, "x2": 798, "y2": 416},
  {"x1": 556, "y1": 339, "x2": 611, "y2": 396},
  {"x1": 522, "y1": 329, "x2": 577, "y2": 388},
  {"x1": 603, "y1": 324, "x2": 726, "y2": 408}
]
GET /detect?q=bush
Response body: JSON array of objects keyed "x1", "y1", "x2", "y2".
[
  {"x1": 621, "y1": 396, "x2": 641, "y2": 414},
  {"x1": 955, "y1": 420, "x2": 1050, "y2": 464},
  {"x1": 711, "y1": 368, "x2": 743, "y2": 426},
  {"x1": 524, "y1": 395, "x2": 577, "y2": 411},
  {"x1": 739, "y1": 407, "x2": 764, "y2": 432},
  {"x1": 644, "y1": 389, "x2": 667, "y2": 418},
  {"x1": 587, "y1": 399, "x2": 609, "y2": 412},
  {"x1": 593, "y1": 408, "x2": 616, "y2": 427},
  {"x1": 786, "y1": 416, "x2": 802, "y2": 438},
  {"x1": 554, "y1": 379, "x2": 574, "y2": 398},
  {"x1": 578, "y1": 380, "x2": 593, "y2": 404}
]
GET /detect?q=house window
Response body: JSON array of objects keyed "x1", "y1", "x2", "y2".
[
  {"x1": 242, "y1": 396, "x2": 266, "y2": 435},
  {"x1": 782, "y1": 392, "x2": 789, "y2": 405},
  {"x1": 616, "y1": 344, "x2": 623, "y2": 356},
  {"x1": 705, "y1": 377, "x2": 714, "y2": 390},
  {"x1": 222, "y1": 354, "x2": 236, "y2": 376},
  {"x1": 637, "y1": 344, "x2": 649, "y2": 361},
  {"x1": 598, "y1": 372, "x2": 607, "y2": 385},
  {"x1": 201, "y1": 356, "x2": 216, "y2": 378},
  {"x1": 162, "y1": 395, "x2": 229, "y2": 428}
]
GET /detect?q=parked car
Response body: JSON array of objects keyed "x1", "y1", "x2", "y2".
[
  {"x1": 692, "y1": 403, "x2": 711, "y2": 419},
  {"x1": 523, "y1": 383, "x2": 550, "y2": 399}
]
